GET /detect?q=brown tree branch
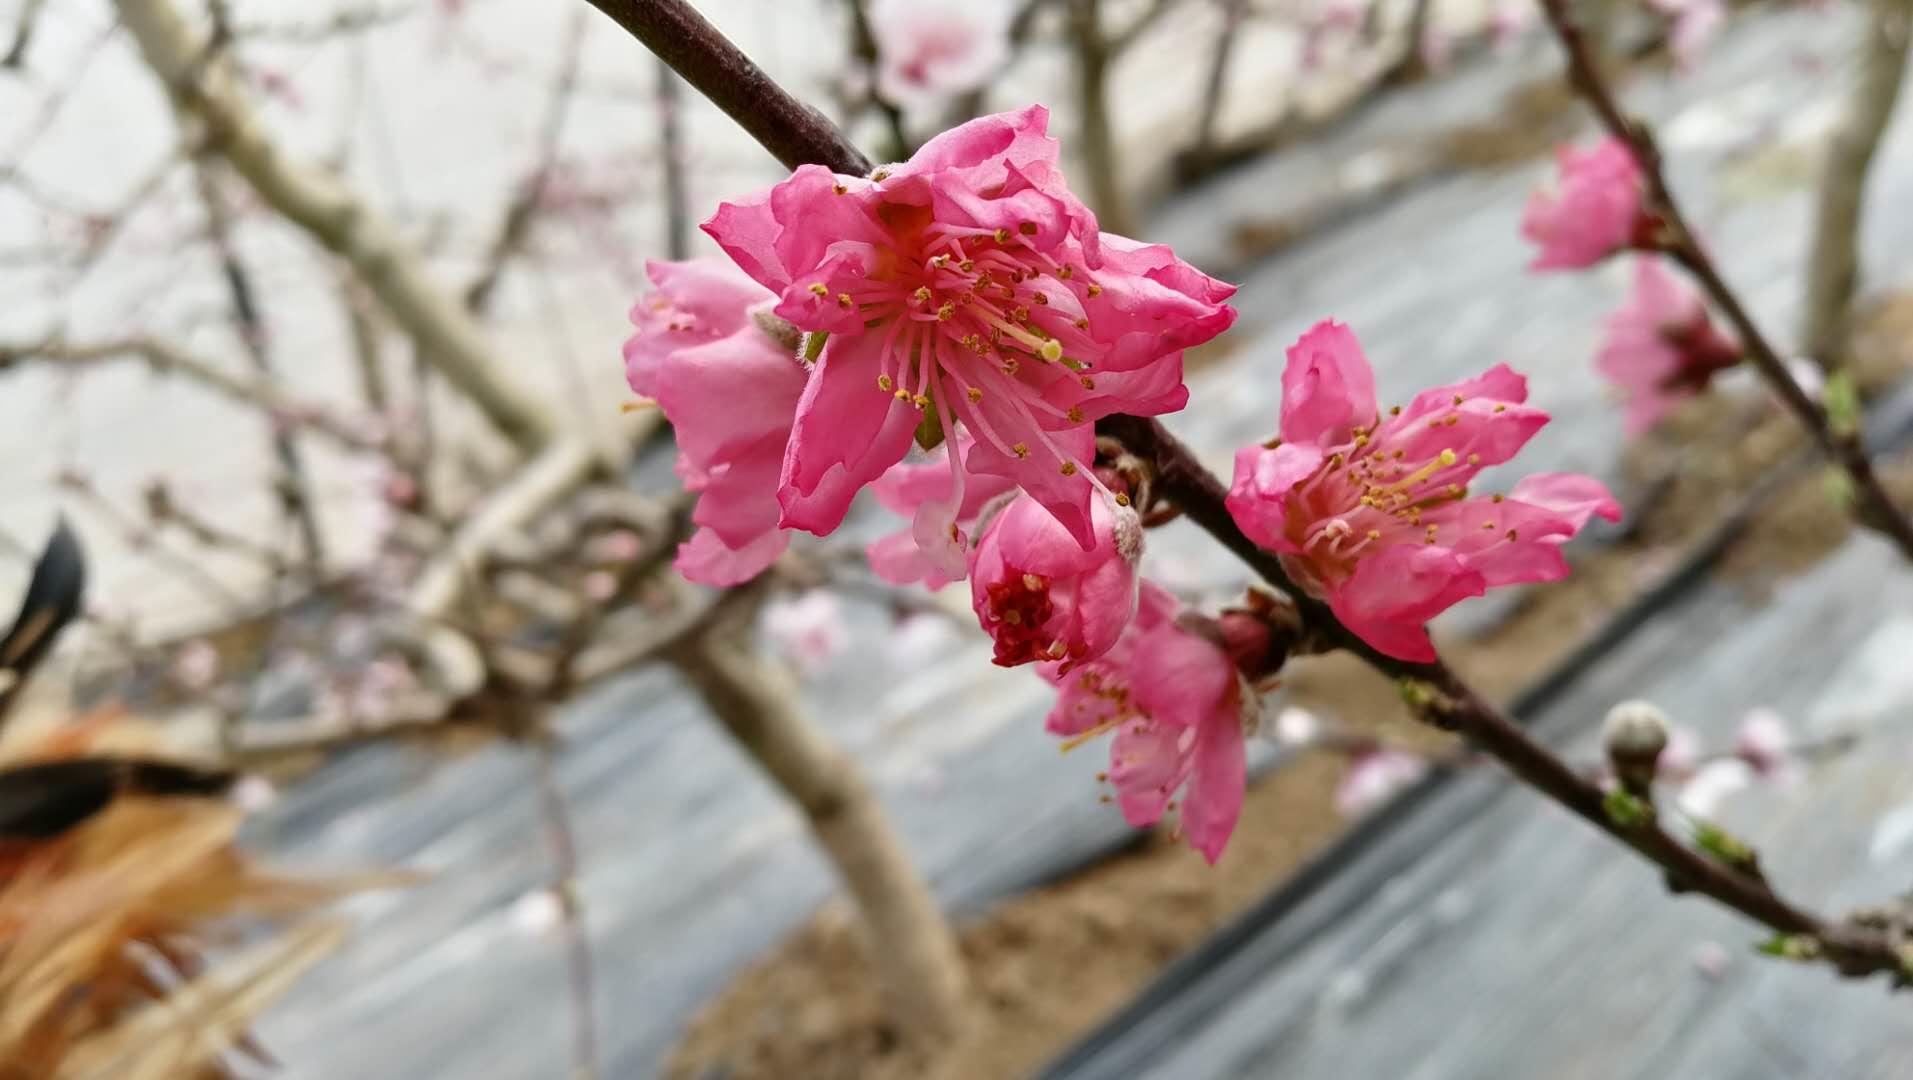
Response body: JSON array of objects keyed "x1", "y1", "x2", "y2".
[
  {"x1": 580, "y1": 5, "x2": 1908, "y2": 982},
  {"x1": 1802, "y1": 0, "x2": 1913, "y2": 365},
  {"x1": 1533, "y1": 0, "x2": 1913, "y2": 560}
]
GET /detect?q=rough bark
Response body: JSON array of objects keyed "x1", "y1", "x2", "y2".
[
  {"x1": 667, "y1": 599, "x2": 972, "y2": 1044},
  {"x1": 1803, "y1": 0, "x2": 1913, "y2": 365}
]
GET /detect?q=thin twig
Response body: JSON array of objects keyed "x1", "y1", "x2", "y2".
[
  {"x1": 1533, "y1": 0, "x2": 1913, "y2": 560},
  {"x1": 532, "y1": 737, "x2": 599, "y2": 1080}
]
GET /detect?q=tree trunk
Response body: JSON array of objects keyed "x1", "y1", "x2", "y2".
[
  {"x1": 667, "y1": 605, "x2": 971, "y2": 1044},
  {"x1": 1068, "y1": 0, "x2": 1135, "y2": 237},
  {"x1": 1803, "y1": 0, "x2": 1913, "y2": 365}
]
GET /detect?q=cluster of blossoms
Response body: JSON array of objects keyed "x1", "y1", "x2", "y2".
[
  {"x1": 628, "y1": 106, "x2": 1617, "y2": 861},
  {"x1": 1522, "y1": 137, "x2": 1745, "y2": 433}
]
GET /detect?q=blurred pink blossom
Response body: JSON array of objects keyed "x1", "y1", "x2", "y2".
[
  {"x1": 1522, "y1": 137, "x2": 1652, "y2": 270},
  {"x1": 1597, "y1": 258, "x2": 1741, "y2": 434},
  {"x1": 1648, "y1": 0, "x2": 1726, "y2": 70},
  {"x1": 1335, "y1": 748, "x2": 1428, "y2": 817},
  {"x1": 868, "y1": 0, "x2": 1014, "y2": 109},
  {"x1": 172, "y1": 640, "x2": 220, "y2": 691},
  {"x1": 1734, "y1": 708, "x2": 1797, "y2": 783},
  {"x1": 763, "y1": 590, "x2": 849, "y2": 675}
]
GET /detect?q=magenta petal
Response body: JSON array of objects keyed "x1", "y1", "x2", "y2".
[
  {"x1": 702, "y1": 191, "x2": 790, "y2": 292},
  {"x1": 1280, "y1": 320, "x2": 1378, "y2": 446},
  {"x1": 1226, "y1": 442, "x2": 1326, "y2": 552},
  {"x1": 1181, "y1": 707, "x2": 1247, "y2": 864},
  {"x1": 778, "y1": 335, "x2": 921, "y2": 536},
  {"x1": 1330, "y1": 545, "x2": 1485, "y2": 661},
  {"x1": 674, "y1": 526, "x2": 790, "y2": 587},
  {"x1": 1508, "y1": 473, "x2": 1623, "y2": 532}
]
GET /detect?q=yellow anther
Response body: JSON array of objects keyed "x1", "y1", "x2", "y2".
[
  {"x1": 937, "y1": 302, "x2": 956, "y2": 321},
  {"x1": 1058, "y1": 265, "x2": 1074, "y2": 279},
  {"x1": 1004, "y1": 609, "x2": 1023, "y2": 625},
  {"x1": 871, "y1": 168, "x2": 891, "y2": 181},
  {"x1": 895, "y1": 389, "x2": 911, "y2": 401},
  {"x1": 808, "y1": 282, "x2": 829, "y2": 296},
  {"x1": 1493, "y1": 403, "x2": 1508, "y2": 413},
  {"x1": 1492, "y1": 493, "x2": 1505, "y2": 503},
  {"x1": 1086, "y1": 283, "x2": 1103, "y2": 297},
  {"x1": 837, "y1": 293, "x2": 853, "y2": 309},
  {"x1": 913, "y1": 285, "x2": 933, "y2": 303},
  {"x1": 832, "y1": 183, "x2": 847, "y2": 195},
  {"x1": 959, "y1": 259, "x2": 975, "y2": 272},
  {"x1": 967, "y1": 387, "x2": 984, "y2": 403},
  {"x1": 877, "y1": 374, "x2": 894, "y2": 392},
  {"x1": 1060, "y1": 461, "x2": 1078, "y2": 476},
  {"x1": 911, "y1": 393, "x2": 930, "y2": 409},
  {"x1": 1066, "y1": 406, "x2": 1084, "y2": 423},
  {"x1": 1467, "y1": 453, "x2": 1480, "y2": 465},
  {"x1": 1389, "y1": 405, "x2": 1403, "y2": 416},
  {"x1": 1012, "y1": 442, "x2": 1031, "y2": 458},
  {"x1": 1452, "y1": 394, "x2": 1464, "y2": 405},
  {"x1": 994, "y1": 227, "x2": 1012, "y2": 243},
  {"x1": 1443, "y1": 414, "x2": 1459, "y2": 426},
  {"x1": 1080, "y1": 376, "x2": 1096, "y2": 389},
  {"x1": 1033, "y1": 291, "x2": 1049, "y2": 305},
  {"x1": 1506, "y1": 528, "x2": 1520, "y2": 541},
  {"x1": 1022, "y1": 573, "x2": 1045, "y2": 591},
  {"x1": 1114, "y1": 491, "x2": 1131, "y2": 507},
  {"x1": 1366, "y1": 529, "x2": 1381, "y2": 540}
]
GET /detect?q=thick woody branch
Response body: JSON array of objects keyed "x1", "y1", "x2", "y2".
[
  {"x1": 1803, "y1": 0, "x2": 1913, "y2": 364},
  {"x1": 1533, "y1": 0, "x2": 1913, "y2": 560},
  {"x1": 663, "y1": 584, "x2": 972, "y2": 1042},
  {"x1": 112, "y1": 0, "x2": 559, "y2": 451}
]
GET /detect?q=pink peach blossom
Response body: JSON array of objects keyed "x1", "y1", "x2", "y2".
[
  {"x1": 1734, "y1": 708, "x2": 1797, "y2": 782},
  {"x1": 1335, "y1": 748, "x2": 1429, "y2": 817},
  {"x1": 868, "y1": 0, "x2": 1014, "y2": 109},
  {"x1": 1045, "y1": 583, "x2": 1251, "y2": 863},
  {"x1": 704, "y1": 105, "x2": 1235, "y2": 561},
  {"x1": 624, "y1": 258, "x2": 816, "y2": 586},
  {"x1": 763, "y1": 590, "x2": 850, "y2": 675},
  {"x1": 1226, "y1": 320, "x2": 1620, "y2": 661},
  {"x1": 1597, "y1": 258, "x2": 1742, "y2": 434},
  {"x1": 866, "y1": 438, "x2": 1018, "y2": 588},
  {"x1": 1522, "y1": 137, "x2": 1653, "y2": 270},
  {"x1": 969, "y1": 492, "x2": 1141, "y2": 670}
]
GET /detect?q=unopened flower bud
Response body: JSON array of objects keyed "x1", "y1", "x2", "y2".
[{"x1": 1603, "y1": 699, "x2": 1670, "y2": 795}]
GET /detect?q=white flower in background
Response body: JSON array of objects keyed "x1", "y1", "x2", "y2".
[
  {"x1": 1676, "y1": 759, "x2": 1752, "y2": 817},
  {"x1": 883, "y1": 612, "x2": 959, "y2": 671},
  {"x1": 1334, "y1": 749, "x2": 1428, "y2": 817},
  {"x1": 1273, "y1": 706, "x2": 1321, "y2": 747},
  {"x1": 868, "y1": 0, "x2": 1014, "y2": 110},
  {"x1": 762, "y1": 590, "x2": 849, "y2": 676},
  {"x1": 172, "y1": 639, "x2": 220, "y2": 691},
  {"x1": 1734, "y1": 708, "x2": 1799, "y2": 784}
]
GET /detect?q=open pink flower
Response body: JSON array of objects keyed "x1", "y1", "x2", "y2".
[
  {"x1": 970, "y1": 492, "x2": 1140, "y2": 670},
  {"x1": 1598, "y1": 257, "x2": 1741, "y2": 434},
  {"x1": 1522, "y1": 137, "x2": 1654, "y2": 270},
  {"x1": 623, "y1": 259, "x2": 814, "y2": 585},
  {"x1": 1045, "y1": 583, "x2": 1251, "y2": 863},
  {"x1": 868, "y1": 0, "x2": 1013, "y2": 109},
  {"x1": 705, "y1": 105, "x2": 1235, "y2": 562},
  {"x1": 1226, "y1": 320, "x2": 1620, "y2": 661},
  {"x1": 866, "y1": 437, "x2": 1019, "y2": 588}
]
